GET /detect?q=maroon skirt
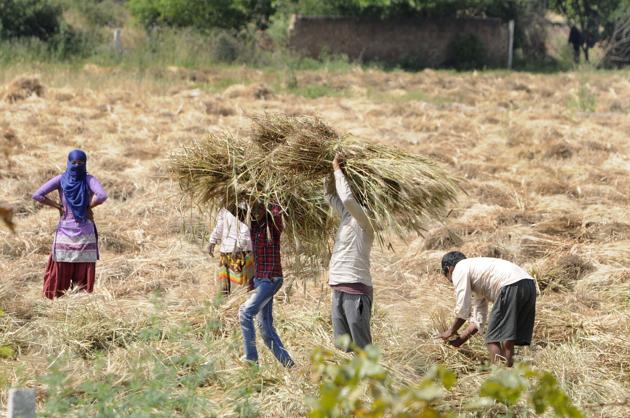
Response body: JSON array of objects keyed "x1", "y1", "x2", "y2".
[{"x1": 43, "y1": 255, "x2": 95, "y2": 299}]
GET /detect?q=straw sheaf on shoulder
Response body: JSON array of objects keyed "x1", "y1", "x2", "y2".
[{"x1": 170, "y1": 113, "x2": 461, "y2": 258}]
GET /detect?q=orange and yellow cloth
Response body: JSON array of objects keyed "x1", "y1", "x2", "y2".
[{"x1": 218, "y1": 252, "x2": 254, "y2": 286}]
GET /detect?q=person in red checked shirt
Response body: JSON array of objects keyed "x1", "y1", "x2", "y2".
[{"x1": 238, "y1": 202, "x2": 294, "y2": 367}]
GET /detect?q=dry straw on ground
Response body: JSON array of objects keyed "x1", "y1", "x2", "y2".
[
  {"x1": 0, "y1": 67, "x2": 628, "y2": 416},
  {"x1": 3, "y1": 75, "x2": 44, "y2": 103},
  {"x1": 0, "y1": 201, "x2": 14, "y2": 232}
]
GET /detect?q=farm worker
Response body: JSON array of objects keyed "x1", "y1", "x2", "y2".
[
  {"x1": 439, "y1": 252, "x2": 537, "y2": 367},
  {"x1": 32, "y1": 149, "x2": 108, "y2": 299},
  {"x1": 568, "y1": 26, "x2": 583, "y2": 63},
  {"x1": 324, "y1": 153, "x2": 375, "y2": 350},
  {"x1": 208, "y1": 203, "x2": 254, "y2": 296},
  {"x1": 238, "y1": 202, "x2": 295, "y2": 367}
]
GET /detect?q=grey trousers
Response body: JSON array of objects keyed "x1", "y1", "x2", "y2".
[{"x1": 332, "y1": 290, "x2": 372, "y2": 350}]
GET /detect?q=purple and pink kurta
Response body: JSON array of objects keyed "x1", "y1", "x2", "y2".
[{"x1": 33, "y1": 175, "x2": 107, "y2": 298}]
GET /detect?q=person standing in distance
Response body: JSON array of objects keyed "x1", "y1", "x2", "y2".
[{"x1": 32, "y1": 149, "x2": 108, "y2": 299}]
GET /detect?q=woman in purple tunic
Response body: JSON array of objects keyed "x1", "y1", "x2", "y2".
[{"x1": 32, "y1": 150, "x2": 108, "y2": 299}]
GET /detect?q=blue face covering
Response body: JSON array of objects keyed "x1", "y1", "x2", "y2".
[{"x1": 60, "y1": 149, "x2": 90, "y2": 221}]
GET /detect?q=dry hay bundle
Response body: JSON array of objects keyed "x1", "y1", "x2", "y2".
[
  {"x1": 460, "y1": 241, "x2": 514, "y2": 261},
  {"x1": 31, "y1": 296, "x2": 151, "y2": 358},
  {"x1": 171, "y1": 114, "x2": 460, "y2": 257},
  {"x1": 3, "y1": 75, "x2": 45, "y2": 103},
  {"x1": 2, "y1": 125, "x2": 20, "y2": 155},
  {"x1": 422, "y1": 226, "x2": 463, "y2": 250},
  {"x1": 0, "y1": 201, "x2": 15, "y2": 233},
  {"x1": 531, "y1": 253, "x2": 594, "y2": 293},
  {"x1": 533, "y1": 213, "x2": 583, "y2": 239}
]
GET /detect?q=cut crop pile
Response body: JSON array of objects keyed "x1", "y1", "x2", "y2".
[{"x1": 170, "y1": 114, "x2": 460, "y2": 256}]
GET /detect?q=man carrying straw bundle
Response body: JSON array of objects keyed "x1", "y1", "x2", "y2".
[
  {"x1": 439, "y1": 251, "x2": 537, "y2": 367},
  {"x1": 239, "y1": 202, "x2": 295, "y2": 367},
  {"x1": 208, "y1": 203, "x2": 254, "y2": 296},
  {"x1": 325, "y1": 153, "x2": 375, "y2": 350},
  {"x1": 170, "y1": 113, "x2": 460, "y2": 354}
]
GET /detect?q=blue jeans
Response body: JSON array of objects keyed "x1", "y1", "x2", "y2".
[{"x1": 239, "y1": 277, "x2": 294, "y2": 367}]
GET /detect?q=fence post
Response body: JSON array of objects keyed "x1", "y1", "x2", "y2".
[
  {"x1": 507, "y1": 20, "x2": 515, "y2": 69},
  {"x1": 7, "y1": 388, "x2": 36, "y2": 418},
  {"x1": 113, "y1": 28, "x2": 123, "y2": 54}
]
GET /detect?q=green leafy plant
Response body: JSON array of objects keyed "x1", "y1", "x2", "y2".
[
  {"x1": 309, "y1": 339, "x2": 584, "y2": 418},
  {"x1": 0, "y1": 345, "x2": 15, "y2": 359},
  {"x1": 479, "y1": 364, "x2": 584, "y2": 418},
  {"x1": 0, "y1": 309, "x2": 15, "y2": 359},
  {"x1": 39, "y1": 347, "x2": 217, "y2": 417},
  {"x1": 308, "y1": 337, "x2": 455, "y2": 418},
  {"x1": 568, "y1": 81, "x2": 596, "y2": 112}
]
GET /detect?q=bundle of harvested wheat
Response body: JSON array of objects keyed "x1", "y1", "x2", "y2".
[
  {"x1": 532, "y1": 252, "x2": 594, "y2": 293},
  {"x1": 3, "y1": 75, "x2": 45, "y2": 103},
  {"x1": 171, "y1": 114, "x2": 460, "y2": 257}
]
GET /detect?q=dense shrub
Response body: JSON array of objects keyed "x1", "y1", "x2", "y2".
[
  {"x1": 447, "y1": 33, "x2": 487, "y2": 70},
  {"x1": 211, "y1": 31, "x2": 241, "y2": 63},
  {"x1": 0, "y1": 1, "x2": 100, "y2": 60},
  {"x1": 58, "y1": 0, "x2": 126, "y2": 27},
  {"x1": 0, "y1": 0, "x2": 62, "y2": 40},
  {"x1": 48, "y1": 22, "x2": 92, "y2": 59},
  {"x1": 310, "y1": 339, "x2": 584, "y2": 417},
  {"x1": 129, "y1": 0, "x2": 250, "y2": 30}
]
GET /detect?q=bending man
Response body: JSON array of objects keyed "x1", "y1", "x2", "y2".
[{"x1": 439, "y1": 252, "x2": 537, "y2": 366}]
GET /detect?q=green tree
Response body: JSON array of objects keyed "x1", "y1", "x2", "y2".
[
  {"x1": 271, "y1": 0, "x2": 543, "y2": 19},
  {"x1": 0, "y1": 0, "x2": 62, "y2": 40},
  {"x1": 550, "y1": 0, "x2": 630, "y2": 61},
  {"x1": 273, "y1": 0, "x2": 549, "y2": 61},
  {"x1": 129, "y1": 0, "x2": 274, "y2": 30}
]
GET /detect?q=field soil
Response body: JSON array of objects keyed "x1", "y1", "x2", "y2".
[{"x1": 0, "y1": 66, "x2": 629, "y2": 417}]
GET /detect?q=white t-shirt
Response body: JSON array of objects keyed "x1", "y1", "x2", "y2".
[
  {"x1": 452, "y1": 257, "x2": 534, "y2": 327},
  {"x1": 208, "y1": 208, "x2": 252, "y2": 253},
  {"x1": 325, "y1": 170, "x2": 374, "y2": 287}
]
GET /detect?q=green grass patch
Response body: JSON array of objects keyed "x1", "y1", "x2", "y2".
[
  {"x1": 567, "y1": 81, "x2": 597, "y2": 113},
  {"x1": 39, "y1": 348, "x2": 218, "y2": 417},
  {"x1": 288, "y1": 84, "x2": 347, "y2": 99},
  {"x1": 367, "y1": 87, "x2": 457, "y2": 106},
  {"x1": 0, "y1": 345, "x2": 15, "y2": 359},
  {"x1": 203, "y1": 75, "x2": 247, "y2": 93}
]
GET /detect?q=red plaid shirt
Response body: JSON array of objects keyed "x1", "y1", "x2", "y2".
[{"x1": 250, "y1": 205, "x2": 283, "y2": 278}]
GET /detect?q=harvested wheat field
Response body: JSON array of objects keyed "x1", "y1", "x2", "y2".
[{"x1": 0, "y1": 66, "x2": 629, "y2": 417}]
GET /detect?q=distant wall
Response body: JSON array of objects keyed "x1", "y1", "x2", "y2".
[{"x1": 288, "y1": 16, "x2": 510, "y2": 68}]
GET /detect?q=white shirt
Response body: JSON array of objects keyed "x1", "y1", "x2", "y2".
[
  {"x1": 208, "y1": 208, "x2": 252, "y2": 253},
  {"x1": 452, "y1": 257, "x2": 535, "y2": 328},
  {"x1": 325, "y1": 169, "x2": 374, "y2": 286}
]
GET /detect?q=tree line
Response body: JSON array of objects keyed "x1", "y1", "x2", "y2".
[{"x1": 1, "y1": 0, "x2": 629, "y2": 65}]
